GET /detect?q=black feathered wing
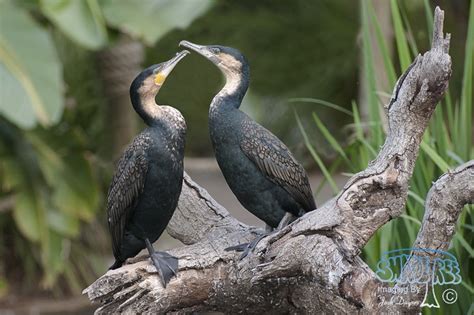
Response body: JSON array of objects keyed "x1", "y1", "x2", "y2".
[
  {"x1": 240, "y1": 119, "x2": 316, "y2": 213},
  {"x1": 107, "y1": 134, "x2": 151, "y2": 261}
]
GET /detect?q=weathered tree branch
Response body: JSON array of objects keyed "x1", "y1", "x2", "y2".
[
  {"x1": 167, "y1": 174, "x2": 259, "y2": 246},
  {"x1": 377, "y1": 160, "x2": 474, "y2": 312},
  {"x1": 330, "y1": 7, "x2": 451, "y2": 257},
  {"x1": 84, "y1": 7, "x2": 468, "y2": 314},
  {"x1": 414, "y1": 160, "x2": 474, "y2": 250}
]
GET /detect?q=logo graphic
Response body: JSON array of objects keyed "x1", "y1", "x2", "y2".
[{"x1": 375, "y1": 248, "x2": 462, "y2": 308}]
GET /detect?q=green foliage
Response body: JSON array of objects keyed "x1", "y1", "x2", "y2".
[
  {"x1": 40, "y1": 0, "x2": 108, "y2": 49},
  {"x1": 0, "y1": 0, "x2": 213, "y2": 294},
  {"x1": 0, "y1": 118, "x2": 102, "y2": 289},
  {"x1": 101, "y1": 0, "x2": 214, "y2": 45},
  {"x1": 0, "y1": 1, "x2": 63, "y2": 128},
  {"x1": 301, "y1": 1, "x2": 473, "y2": 313},
  {"x1": 0, "y1": 0, "x2": 213, "y2": 129},
  {"x1": 39, "y1": 0, "x2": 214, "y2": 49}
]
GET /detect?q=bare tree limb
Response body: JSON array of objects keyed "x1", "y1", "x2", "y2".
[
  {"x1": 377, "y1": 160, "x2": 473, "y2": 312},
  {"x1": 83, "y1": 7, "x2": 466, "y2": 314},
  {"x1": 167, "y1": 174, "x2": 259, "y2": 245},
  {"x1": 328, "y1": 6, "x2": 451, "y2": 257},
  {"x1": 414, "y1": 160, "x2": 474, "y2": 251}
]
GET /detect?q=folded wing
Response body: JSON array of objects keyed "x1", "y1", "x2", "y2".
[{"x1": 240, "y1": 119, "x2": 316, "y2": 213}]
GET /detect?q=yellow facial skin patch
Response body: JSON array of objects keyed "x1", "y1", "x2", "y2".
[{"x1": 154, "y1": 73, "x2": 167, "y2": 85}]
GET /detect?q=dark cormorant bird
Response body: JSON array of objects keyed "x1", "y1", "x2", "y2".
[
  {"x1": 107, "y1": 50, "x2": 189, "y2": 286},
  {"x1": 180, "y1": 41, "x2": 316, "y2": 255}
]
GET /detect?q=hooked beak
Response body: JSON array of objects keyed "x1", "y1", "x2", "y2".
[
  {"x1": 153, "y1": 50, "x2": 189, "y2": 84},
  {"x1": 179, "y1": 40, "x2": 220, "y2": 65}
]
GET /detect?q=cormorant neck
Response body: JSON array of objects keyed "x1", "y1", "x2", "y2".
[
  {"x1": 130, "y1": 82, "x2": 162, "y2": 126},
  {"x1": 212, "y1": 67, "x2": 249, "y2": 112}
]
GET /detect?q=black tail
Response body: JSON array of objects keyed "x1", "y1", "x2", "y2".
[
  {"x1": 149, "y1": 251, "x2": 178, "y2": 287},
  {"x1": 109, "y1": 259, "x2": 124, "y2": 270}
]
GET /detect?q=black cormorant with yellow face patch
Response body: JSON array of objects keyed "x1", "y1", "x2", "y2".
[
  {"x1": 107, "y1": 50, "x2": 189, "y2": 286},
  {"x1": 180, "y1": 41, "x2": 316, "y2": 256}
]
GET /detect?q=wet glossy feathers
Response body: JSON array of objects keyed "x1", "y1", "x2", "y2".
[
  {"x1": 240, "y1": 119, "x2": 316, "y2": 212},
  {"x1": 107, "y1": 133, "x2": 151, "y2": 260}
]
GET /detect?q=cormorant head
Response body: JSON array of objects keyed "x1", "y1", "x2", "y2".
[
  {"x1": 179, "y1": 40, "x2": 249, "y2": 93},
  {"x1": 130, "y1": 50, "x2": 189, "y2": 102}
]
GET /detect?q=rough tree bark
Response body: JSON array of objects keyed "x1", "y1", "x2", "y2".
[{"x1": 84, "y1": 7, "x2": 472, "y2": 314}]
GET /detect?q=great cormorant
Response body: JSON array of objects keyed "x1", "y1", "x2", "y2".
[
  {"x1": 107, "y1": 50, "x2": 189, "y2": 286},
  {"x1": 180, "y1": 41, "x2": 316, "y2": 255}
]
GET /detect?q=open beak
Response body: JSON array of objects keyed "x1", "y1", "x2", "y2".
[{"x1": 179, "y1": 40, "x2": 219, "y2": 64}]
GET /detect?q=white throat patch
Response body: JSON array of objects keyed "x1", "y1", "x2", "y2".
[
  {"x1": 218, "y1": 54, "x2": 243, "y2": 96},
  {"x1": 221, "y1": 72, "x2": 242, "y2": 96}
]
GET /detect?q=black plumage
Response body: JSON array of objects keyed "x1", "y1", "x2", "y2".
[
  {"x1": 180, "y1": 41, "x2": 316, "y2": 229},
  {"x1": 107, "y1": 51, "x2": 188, "y2": 286}
]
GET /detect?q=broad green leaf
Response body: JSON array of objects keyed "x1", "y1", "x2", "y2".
[
  {"x1": 51, "y1": 160, "x2": 99, "y2": 221},
  {"x1": 0, "y1": 2, "x2": 63, "y2": 128},
  {"x1": 0, "y1": 64, "x2": 36, "y2": 127},
  {"x1": 12, "y1": 192, "x2": 41, "y2": 241},
  {"x1": 0, "y1": 157, "x2": 24, "y2": 189},
  {"x1": 101, "y1": 0, "x2": 213, "y2": 45},
  {"x1": 41, "y1": 229, "x2": 66, "y2": 287},
  {"x1": 47, "y1": 210, "x2": 80, "y2": 237},
  {"x1": 27, "y1": 134, "x2": 99, "y2": 221},
  {"x1": 40, "y1": 0, "x2": 108, "y2": 49}
]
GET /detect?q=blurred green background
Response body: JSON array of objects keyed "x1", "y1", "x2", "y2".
[{"x1": 0, "y1": 0, "x2": 472, "y2": 314}]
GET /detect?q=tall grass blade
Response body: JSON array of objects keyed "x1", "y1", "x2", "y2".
[
  {"x1": 312, "y1": 112, "x2": 351, "y2": 167},
  {"x1": 295, "y1": 113, "x2": 339, "y2": 194},
  {"x1": 420, "y1": 140, "x2": 450, "y2": 172},
  {"x1": 288, "y1": 98, "x2": 353, "y2": 116},
  {"x1": 460, "y1": 0, "x2": 474, "y2": 160},
  {"x1": 369, "y1": 4, "x2": 397, "y2": 87},
  {"x1": 423, "y1": 0, "x2": 433, "y2": 39},
  {"x1": 390, "y1": 0, "x2": 412, "y2": 70},
  {"x1": 361, "y1": 0, "x2": 383, "y2": 145}
]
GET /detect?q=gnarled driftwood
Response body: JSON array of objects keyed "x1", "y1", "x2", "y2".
[{"x1": 83, "y1": 7, "x2": 472, "y2": 314}]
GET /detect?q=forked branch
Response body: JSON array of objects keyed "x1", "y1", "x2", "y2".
[{"x1": 84, "y1": 7, "x2": 465, "y2": 314}]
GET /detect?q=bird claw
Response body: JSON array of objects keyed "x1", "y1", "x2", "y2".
[
  {"x1": 238, "y1": 233, "x2": 269, "y2": 260},
  {"x1": 224, "y1": 243, "x2": 250, "y2": 252}
]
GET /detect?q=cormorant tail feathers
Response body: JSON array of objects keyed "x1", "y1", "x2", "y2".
[{"x1": 109, "y1": 259, "x2": 123, "y2": 270}]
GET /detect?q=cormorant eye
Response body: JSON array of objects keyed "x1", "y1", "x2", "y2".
[{"x1": 211, "y1": 47, "x2": 221, "y2": 54}]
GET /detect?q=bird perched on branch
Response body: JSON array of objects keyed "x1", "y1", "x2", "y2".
[
  {"x1": 107, "y1": 50, "x2": 189, "y2": 286},
  {"x1": 180, "y1": 41, "x2": 316, "y2": 257}
]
